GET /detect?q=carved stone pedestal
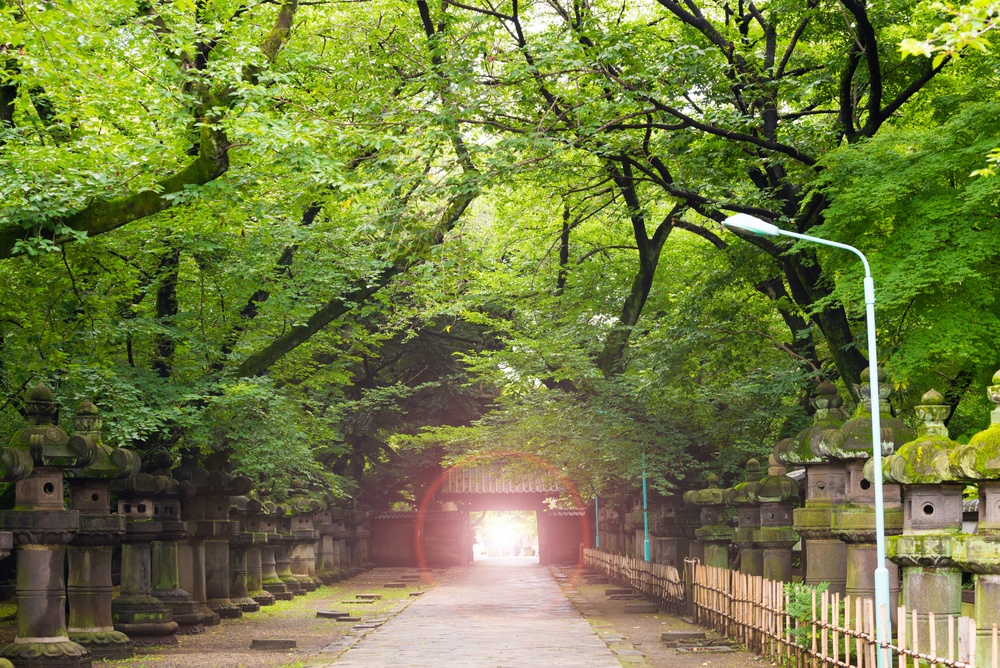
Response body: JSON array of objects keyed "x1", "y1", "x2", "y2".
[
  {"x1": 68, "y1": 506, "x2": 131, "y2": 660},
  {"x1": 111, "y1": 509, "x2": 178, "y2": 647}
]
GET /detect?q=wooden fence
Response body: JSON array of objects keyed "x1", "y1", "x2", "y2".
[
  {"x1": 582, "y1": 550, "x2": 999, "y2": 668},
  {"x1": 581, "y1": 547, "x2": 685, "y2": 614}
]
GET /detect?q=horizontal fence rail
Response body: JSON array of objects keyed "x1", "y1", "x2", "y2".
[{"x1": 583, "y1": 550, "x2": 999, "y2": 668}]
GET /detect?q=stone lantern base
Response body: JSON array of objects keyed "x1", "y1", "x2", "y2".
[
  {"x1": 111, "y1": 595, "x2": 179, "y2": 647},
  {"x1": 0, "y1": 640, "x2": 90, "y2": 668}
]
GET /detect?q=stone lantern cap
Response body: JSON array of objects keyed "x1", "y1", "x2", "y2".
[
  {"x1": 774, "y1": 381, "x2": 849, "y2": 466},
  {"x1": 749, "y1": 456, "x2": 800, "y2": 504},
  {"x1": 878, "y1": 389, "x2": 960, "y2": 485},
  {"x1": 683, "y1": 474, "x2": 725, "y2": 507},
  {"x1": 817, "y1": 367, "x2": 914, "y2": 461},
  {"x1": 284, "y1": 480, "x2": 324, "y2": 515},
  {"x1": 10, "y1": 382, "x2": 96, "y2": 470},
  {"x1": 723, "y1": 459, "x2": 764, "y2": 506},
  {"x1": 947, "y1": 369, "x2": 1000, "y2": 481},
  {"x1": 172, "y1": 447, "x2": 211, "y2": 489},
  {"x1": 66, "y1": 400, "x2": 141, "y2": 481}
]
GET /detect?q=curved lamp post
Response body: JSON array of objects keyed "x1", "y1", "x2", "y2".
[{"x1": 722, "y1": 213, "x2": 891, "y2": 668}]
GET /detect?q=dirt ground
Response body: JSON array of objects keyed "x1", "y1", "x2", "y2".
[{"x1": 0, "y1": 568, "x2": 436, "y2": 668}]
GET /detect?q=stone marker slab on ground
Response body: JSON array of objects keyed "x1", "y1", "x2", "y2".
[
  {"x1": 336, "y1": 617, "x2": 362, "y2": 623},
  {"x1": 250, "y1": 639, "x2": 296, "y2": 650},
  {"x1": 408, "y1": 591, "x2": 423, "y2": 596},
  {"x1": 316, "y1": 611, "x2": 351, "y2": 619},
  {"x1": 356, "y1": 594, "x2": 382, "y2": 600},
  {"x1": 624, "y1": 601, "x2": 659, "y2": 614},
  {"x1": 605, "y1": 588, "x2": 633, "y2": 596},
  {"x1": 385, "y1": 582, "x2": 407, "y2": 588},
  {"x1": 660, "y1": 631, "x2": 707, "y2": 642}
]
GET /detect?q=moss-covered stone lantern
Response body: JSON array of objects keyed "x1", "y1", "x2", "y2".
[
  {"x1": 823, "y1": 368, "x2": 913, "y2": 612},
  {"x1": 723, "y1": 459, "x2": 765, "y2": 576},
  {"x1": 775, "y1": 381, "x2": 850, "y2": 594},
  {"x1": 879, "y1": 389, "x2": 963, "y2": 655},
  {"x1": 0, "y1": 382, "x2": 96, "y2": 668},
  {"x1": 751, "y1": 455, "x2": 800, "y2": 582},
  {"x1": 65, "y1": 400, "x2": 140, "y2": 661},
  {"x1": 683, "y1": 474, "x2": 732, "y2": 569},
  {"x1": 945, "y1": 370, "x2": 1000, "y2": 665}
]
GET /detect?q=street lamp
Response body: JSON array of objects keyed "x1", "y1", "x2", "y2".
[{"x1": 722, "y1": 213, "x2": 891, "y2": 668}]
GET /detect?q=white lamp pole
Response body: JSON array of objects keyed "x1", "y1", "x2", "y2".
[{"x1": 722, "y1": 213, "x2": 891, "y2": 668}]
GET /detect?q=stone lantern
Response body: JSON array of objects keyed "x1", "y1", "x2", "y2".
[
  {"x1": 202, "y1": 470, "x2": 253, "y2": 618},
  {"x1": 821, "y1": 368, "x2": 913, "y2": 611},
  {"x1": 284, "y1": 483, "x2": 320, "y2": 592},
  {"x1": 328, "y1": 505, "x2": 350, "y2": 578},
  {"x1": 228, "y1": 494, "x2": 262, "y2": 613},
  {"x1": 256, "y1": 494, "x2": 294, "y2": 601},
  {"x1": 648, "y1": 495, "x2": 690, "y2": 568},
  {"x1": 880, "y1": 389, "x2": 963, "y2": 654},
  {"x1": 65, "y1": 400, "x2": 140, "y2": 661},
  {"x1": 775, "y1": 381, "x2": 850, "y2": 594},
  {"x1": 723, "y1": 459, "x2": 764, "y2": 576},
  {"x1": 0, "y1": 382, "x2": 96, "y2": 668},
  {"x1": 945, "y1": 370, "x2": 1000, "y2": 664},
  {"x1": 242, "y1": 496, "x2": 276, "y2": 606},
  {"x1": 313, "y1": 491, "x2": 341, "y2": 585},
  {"x1": 110, "y1": 471, "x2": 180, "y2": 647},
  {"x1": 171, "y1": 448, "x2": 219, "y2": 627},
  {"x1": 683, "y1": 474, "x2": 732, "y2": 569},
  {"x1": 142, "y1": 451, "x2": 207, "y2": 636},
  {"x1": 750, "y1": 455, "x2": 800, "y2": 582},
  {"x1": 274, "y1": 499, "x2": 303, "y2": 596}
]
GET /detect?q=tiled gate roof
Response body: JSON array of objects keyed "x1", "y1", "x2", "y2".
[{"x1": 439, "y1": 465, "x2": 562, "y2": 496}]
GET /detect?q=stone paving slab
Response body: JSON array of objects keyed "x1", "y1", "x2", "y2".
[{"x1": 309, "y1": 558, "x2": 621, "y2": 668}]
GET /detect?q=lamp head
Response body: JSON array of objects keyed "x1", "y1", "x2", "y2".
[{"x1": 723, "y1": 213, "x2": 781, "y2": 237}]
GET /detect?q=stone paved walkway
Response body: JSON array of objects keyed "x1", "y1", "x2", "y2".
[{"x1": 312, "y1": 558, "x2": 621, "y2": 667}]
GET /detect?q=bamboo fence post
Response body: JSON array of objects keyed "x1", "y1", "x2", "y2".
[
  {"x1": 822, "y1": 589, "x2": 829, "y2": 664},
  {"x1": 855, "y1": 597, "x2": 864, "y2": 668},
  {"x1": 899, "y1": 606, "x2": 907, "y2": 668},
  {"x1": 774, "y1": 579, "x2": 781, "y2": 660},
  {"x1": 784, "y1": 590, "x2": 792, "y2": 668},
  {"x1": 929, "y1": 611, "x2": 937, "y2": 668},
  {"x1": 864, "y1": 599, "x2": 875, "y2": 668},
  {"x1": 812, "y1": 588, "x2": 818, "y2": 668},
  {"x1": 833, "y1": 592, "x2": 840, "y2": 668},
  {"x1": 912, "y1": 608, "x2": 920, "y2": 668},
  {"x1": 948, "y1": 615, "x2": 955, "y2": 665},
  {"x1": 992, "y1": 624, "x2": 997, "y2": 668},
  {"x1": 970, "y1": 618, "x2": 977, "y2": 668}
]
